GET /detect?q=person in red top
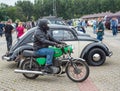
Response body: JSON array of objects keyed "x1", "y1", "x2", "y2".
[{"x1": 16, "y1": 22, "x2": 25, "y2": 38}]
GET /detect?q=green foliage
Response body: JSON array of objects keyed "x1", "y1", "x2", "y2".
[
  {"x1": 0, "y1": 0, "x2": 120, "y2": 21},
  {"x1": 15, "y1": 0, "x2": 34, "y2": 21}
]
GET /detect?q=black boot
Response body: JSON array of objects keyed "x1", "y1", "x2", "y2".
[{"x1": 44, "y1": 65, "x2": 53, "y2": 73}]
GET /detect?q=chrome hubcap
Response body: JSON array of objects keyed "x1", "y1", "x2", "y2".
[{"x1": 93, "y1": 53, "x2": 101, "y2": 61}]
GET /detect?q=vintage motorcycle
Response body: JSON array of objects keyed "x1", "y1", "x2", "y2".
[{"x1": 14, "y1": 44, "x2": 89, "y2": 82}]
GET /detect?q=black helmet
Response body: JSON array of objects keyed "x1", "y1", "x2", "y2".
[{"x1": 37, "y1": 19, "x2": 49, "y2": 30}]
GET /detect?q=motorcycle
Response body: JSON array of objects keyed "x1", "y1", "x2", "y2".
[{"x1": 14, "y1": 44, "x2": 89, "y2": 82}]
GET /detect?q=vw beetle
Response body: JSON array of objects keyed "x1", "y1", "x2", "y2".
[{"x1": 2, "y1": 24, "x2": 112, "y2": 66}]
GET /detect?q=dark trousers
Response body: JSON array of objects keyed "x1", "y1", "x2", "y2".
[
  {"x1": 97, "y1": 35, "x2": 103, "y2": 41},
  {"x1": 0, "y1": 29, "x2": 3, "y2": 37},
  {"x1": 112, "y1": 27, "x2": 117, "y2": 36},
  {"x1": 5, "y1": 35, "x2": 12, "y2": 51}
]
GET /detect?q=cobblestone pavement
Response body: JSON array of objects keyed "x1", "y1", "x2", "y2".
[
  {"x1": 85, "y1": 27, "x2": 120, "y2": 91},
  {"x1": 0, "y1": 33, "x2": 79, "y2": 91},
  {"x1": 0, "y1": 27, "x2": 120, "y2": 91}
]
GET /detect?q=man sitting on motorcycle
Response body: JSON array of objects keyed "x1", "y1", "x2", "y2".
[{"x1": 34, "y1": 19, "x2": 65, "y2": 73}]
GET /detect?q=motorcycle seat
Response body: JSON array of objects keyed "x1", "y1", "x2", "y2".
[{"x1": 23, "y1": 50, "x2": 45, "y2": 58}]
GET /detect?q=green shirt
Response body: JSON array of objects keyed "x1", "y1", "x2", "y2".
[{"x1": 97, "y1": 21, "x2": 104, "y2": 36}]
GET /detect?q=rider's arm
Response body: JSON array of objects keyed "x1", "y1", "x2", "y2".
[
  {"x1": 49, "y1": 34, "x2": 65, "y2": 44},
  {"x1": 35, "y1": 33, "x2": 57, "y2": 46}
]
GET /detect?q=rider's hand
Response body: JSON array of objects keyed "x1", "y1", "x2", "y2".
[
  {"x1": 61, "y1": 42, "x2": 67, "y2": 45},
  {"x1": 54, "y1": 42, "x2": 59, "y2": 46},
  {"x1": 54, "y1": 43, "x2": 62, "y2": 48}
]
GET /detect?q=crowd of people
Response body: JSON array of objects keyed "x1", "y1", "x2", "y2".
[
  {"x1": 66, "y1": 19, "x2": 88, "y2": 33},
  {"x1": 0, "y1": 17, "x2": 119, "y2": 55},
  {"x1": 66, "y1": 18, "x2": 105, "y2": 41},
  {"x1": 0, "y1": 19, "x2": 36, "y2": 55},
  {"x1": 92, "y1": 16, "x2": 119, "y2": 41},
  {"x1": 66, "y1": 16, "x2": 119, "y2": 42}
]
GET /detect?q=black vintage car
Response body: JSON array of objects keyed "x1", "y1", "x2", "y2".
[
  {"x1": 3, "y1": 24, "x2": 112, "y2": 66},
  {"x1": 42, "y1": 16, "x2": 66, "y2": 25}
]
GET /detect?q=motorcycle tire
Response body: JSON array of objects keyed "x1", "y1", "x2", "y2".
[
  {"x1": 66, "y1": 59, "x2": 89, "y2": 82},
  {"x1": 21, "y1": 59, "x2": 40, "y2": 79}
]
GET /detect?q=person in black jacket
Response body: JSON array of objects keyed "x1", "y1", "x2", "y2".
[
  {"x1": 4, "y1": 19, "x2": 14, "y2": 53},
  {"x1": 34, "y1": 19, "x2": 65, "y2": 73}
]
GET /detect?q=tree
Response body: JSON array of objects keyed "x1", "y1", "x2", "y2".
[
  {"x1": 15, "y1": 0, "x2": 34, "y2": 21},
  {"x1": 1, "y1": 0, "x2": 120, "y2": 21},
  {"x1": 0, "y1": 3, "x2": 9, "y2": 21}
]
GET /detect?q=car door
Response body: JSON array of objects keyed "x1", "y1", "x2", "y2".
[{"x1": 51, "y1": 28, "x2": 79, "y2": 58}]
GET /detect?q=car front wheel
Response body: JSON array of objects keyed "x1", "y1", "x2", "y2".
[{"x1": 87, "y1": 48, "x2": 106, "y2": 66}]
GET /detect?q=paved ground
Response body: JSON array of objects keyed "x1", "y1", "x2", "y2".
[
  {"x1": 0, "y1": 27, "x2": 120, "y2": 91},
  {"x1": 85, "y1": 27, "x2": 120, "y2": 91}
]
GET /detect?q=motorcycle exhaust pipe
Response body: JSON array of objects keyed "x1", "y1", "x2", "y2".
[
  {"x1": 2, "y1": 56, "x2": 10, "y2": 61},
  {"x1": 14, "y1": 69, "x2": 44, "y2": 75}
]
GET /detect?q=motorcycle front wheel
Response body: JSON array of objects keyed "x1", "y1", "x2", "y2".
[
  {"x1": 21, "y1": 59, "x2": 40, "y2": 79},
  {"x1": 66, "y1": 59, "x2": 89, "y2": 82}
]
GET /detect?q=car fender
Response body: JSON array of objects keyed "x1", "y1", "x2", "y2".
[
  {"x1": 80, "y1": 42, "x2": 110, "y2": 58},
  {"x1": 11, "y1": 44, "x2": 33, "y2": 58}
]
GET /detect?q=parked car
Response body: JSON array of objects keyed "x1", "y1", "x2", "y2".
[
  {"x1": 42, "y1": 16, "x2": 66, "y2": 25},
  {"x1": 42, "y1": 16, "x2": 90, "y2": 36},
  {"x1": 104, "y1": 15, "x2": 120, "y2": 30},
  {"x1": 2, "y1": 24, "x2": 112, "y2": 66}
]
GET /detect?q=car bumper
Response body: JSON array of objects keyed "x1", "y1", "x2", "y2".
[{"x1": 108, "y1": 51, "x2": 113, "y2": 57}]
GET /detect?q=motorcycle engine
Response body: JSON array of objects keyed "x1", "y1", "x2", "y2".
[
  {"x1": 50, "y1": 66, "x2": 60, "y2": 74},
  {"x1": 53, "y1": 59, "x2": 62, "y2": 66},
  {"x1": 52, "y1": 59, "x2": 62, "y2": 74}
]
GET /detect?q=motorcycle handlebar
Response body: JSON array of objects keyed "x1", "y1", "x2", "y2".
[{"x1": 55, "y1": 44, "x2": 67, "y2": 48}]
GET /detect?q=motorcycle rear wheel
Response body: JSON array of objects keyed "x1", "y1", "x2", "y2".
[
  {"x1": 66, "y1": 60, "x2": 89, "y2": 82},
  {"x1": 21, "y1": 59, "x2": 40, "y2": 79}
]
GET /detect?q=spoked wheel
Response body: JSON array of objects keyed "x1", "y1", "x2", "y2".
[
  {"x1": 66, "y1": 60, "x2": 89, "y2": 82},
  {"x1": 21, "y1": 59, "x2": 40, "y2": 79}
]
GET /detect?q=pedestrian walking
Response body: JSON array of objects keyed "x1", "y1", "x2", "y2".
[
  {"x1": 16, "y1": 22, "x2": 25, "y2": 38},
  {"x1": 115, "y1": 17, "x2": 118, "y2": 34},
  {"x1": 4, "y1": 19, "x2": 14, "y2": 54},
  {"x1": 0, "y1": 22, "x2": 5, "y2": 37},
  {"x1": 0, "y1": 24, "x2": 3, "y2": 37},
  {"x1": 81, "y1": 20, "x2": 87, "y2": 33},
  {"x1": 26, "y1": 21, "x2": 32, "y2": 30},
  {"x1": 110, "y1": 17, "x2": 118, "y2": 36},
  {"x1": 67, "y1": 19, "x2": 72, "y2": 26},
  {"x1": 96, "y1": 17, "x2": 104, "y2": 41},
  {"x1": 92, "y1": 19, "x2": 97, "y2": 34},
  {"x1": 31, "y1": 20, "x2": 35, "y2": 28}
]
